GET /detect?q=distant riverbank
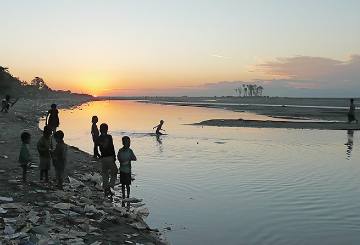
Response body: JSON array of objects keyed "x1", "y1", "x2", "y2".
[{"x1": 137, "y1": 96, "x2": 360, "y2": 130}]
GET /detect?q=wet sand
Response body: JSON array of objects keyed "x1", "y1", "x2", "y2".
[
  {"x1": 141, "y1": 97, "x2": 360, "y2": 130},
  {"x1": 0, "y1": 97, "x2": 167, "y2": 244}
]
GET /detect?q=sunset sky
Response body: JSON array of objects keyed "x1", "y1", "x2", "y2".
[{"x1": 1, "y1": 1, "x2": 360, "y2": 97}]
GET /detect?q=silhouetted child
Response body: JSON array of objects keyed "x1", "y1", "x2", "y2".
[
  {"x1": 46, "y1": 103, "x2": 60, "y2": 135},
  {"x1": 153, "y1": 120, "x2": 165, "y2": 135},
  {"x1": 91, "y1": 115, "x2": 100, "y2": 158},
  {"x1": 96, "y1": 123, "x2": 117, "y2": 197},
  {"x1": 37, "y1": 125, "x2": 52, "y2": 182},
  {"x1": 1, "y1": 95, "x2": 12, "y2": 112},
  {"x1": 18, "y1": 132, "x2": 32, "y2": 183},
  {"x1": 348, "y1": 99, "x2": 358, "y2": 123},
  {"x1": 117, "y1": 136, "x2": 137, "y2": 198},
  {"x1": 52, "y1": 130, "x2": 67, "y2": 190}
]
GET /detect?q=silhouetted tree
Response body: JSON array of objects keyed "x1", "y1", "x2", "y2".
[
  {"x1": 238, "y1": 87, "x2": 242, "y2": 97},
  {"x1": 30, "y1": 77, "x2": 50, "y2": 90},
  {"x1": 242, "y1": 84, "x2": 247, "y2": 96}
]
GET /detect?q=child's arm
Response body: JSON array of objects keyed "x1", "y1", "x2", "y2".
[
  {"x1": 117, "y1": 150, "x2": 125, "y2": 163},
  {"x1": 130, "y1": 149, "x2": 137, "y2": 161},
  {"x1": 45, "y1": 112, "x2": 49, "y2": 125},
  {"x1": 52, "y1": 144, "x2": 66, "y2": 168},
  {"x1": 37, "y1": 139, "x2": 49, "y2": 154}
]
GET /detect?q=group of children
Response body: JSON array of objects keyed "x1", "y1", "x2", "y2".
[
  {"x1": 91, "y1": 116, "x2": 137, "y2": 198},
  {"x1": 18, "y1": 125, "x2": 66, "y2": 189},
  {"x1": 18, "y1": 105, "x2": 164, "y2": 199},
  {"x1": 18, "y1": 103, "x2": 68, "y2": 190}
]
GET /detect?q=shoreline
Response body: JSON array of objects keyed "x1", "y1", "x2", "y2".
[
  {"x1": 0, "y1": 96, "x2": 167, "y2": 244},
  {"x1": 138, "y1": 96, "x2": 360, "y2": 130}
]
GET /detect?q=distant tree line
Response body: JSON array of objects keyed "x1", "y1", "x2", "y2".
[
  {"x1": 234, "y1": 84, "x2": 264, "y2": 97},
  {"x1": 0, "y1": 66, "x2": 91, "y2": 99}
]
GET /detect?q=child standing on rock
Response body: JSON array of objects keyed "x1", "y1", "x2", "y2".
[
  {"x1": 117, "y1": 136, "x2": 137, "y2": 198},
  {"x1": 96, "y1": 123, "x2": 117, "y2": 197},
  {"x1": 37, "y1": 126, "x2": 52, "y2": 183},
  {"x1": 91, "y1": 115, "x2": 100, "y2": 159},
  {"x1": 51, "y1": 130, "x2": 67, "y2": 190},
  {"x1": 18, "y1": 132, "x2": 32, "y2": 183},
  {"x1": 46, "y1": 103, "x2": 60, "y2": 136}
]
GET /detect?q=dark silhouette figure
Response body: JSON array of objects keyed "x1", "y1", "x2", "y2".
[
  {"x1": 46, "y1": 104, "x2": 60, "y2": 135},
  {"x1": 1, "y1": 95, "x2": 12, "y2": 112},
  {"x1": 18, "y1": 132, "x2": 32, "y2": 183},
  {"x1": 117, "y1": 136, "x2": 137, "y2": 198},
  {"x1": 153, "y1": 120, "x2": 165, "y2": 135},
  {"x1": 52, "y1": 130, "x2": 67, "y2": 190},
  {"x1": 96, "y1": 123, "x2": 117, "y2": 197},
  {"x1": 37, "y1": 126, "x2": 52, "y2": 183},
  {"x1": 345, "y1": 130, "x2": 354, "y2": 159},
  {"x1": 347, "y1": 99, "x2": 358, "y2": 123},
  {"x1": 91, "y1": 116, "x2": 100, "y2": 158}
]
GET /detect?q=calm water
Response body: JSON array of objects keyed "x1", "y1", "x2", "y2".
[{"x1": 41, "y1": 100, "x2": 360, "y2": 245}]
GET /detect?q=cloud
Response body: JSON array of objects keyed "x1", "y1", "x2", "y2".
[
  {"x1": 256, "y1": 54, "x2": 360, "y2": 87},
  {"x1": 199, "y1": 80, "x2": 244, "y2": 89},
  {"x1": 212, "y1": 54, "x2": 230, "y2": 58},
  {"x1": 176, "y1": 54, "x2": 360, "y2": 97}
]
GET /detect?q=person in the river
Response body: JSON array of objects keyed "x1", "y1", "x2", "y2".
[
  {"x1": 153, "y1": 120, "x2": 165, "y2": 135},
  {"x1": 117, "y1": 136, "x2": 137, "y2": 199}
]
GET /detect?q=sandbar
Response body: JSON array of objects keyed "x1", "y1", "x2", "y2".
[{"x1": 140, "y1": 96, "x2": 360, "y2": 130}]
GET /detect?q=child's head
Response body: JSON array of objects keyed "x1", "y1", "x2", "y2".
[
  {"x1": 43, "y1": 125, "x2": 52, "y2": 137},
  {"x1": 54, "y1": 130, "x2": 64, "y2": 143},
  {"x1": 21, "y1": 132, "x2": 31, "y2": 144},
  {"x1": 122, "y1": 136, "x2": 131, "y2": 149},
  {"x1": 6, "y1": 95, "x2": 10, "y2": 101},
  {"x1": 100, "y1": 123, "x2": 108, "y2": 134},
  {"x1": 51, "y1": 103, "x2": 57, "y2": 109},
  {"x1": 160, "y1": 120, "x2": 164, "y2": 124},
  {"x1": 92, "y1": 115, "x2": 98, "y2": 123},
  {"x1": 351, "y1": 98, "x2": 354, "y2": 103}
]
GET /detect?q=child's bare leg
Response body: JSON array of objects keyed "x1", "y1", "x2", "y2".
[
  {"x1": 58, "y1": 179, "x2": 63, "y2": 189},
  {"x1": 40, "y1": 169, "x2": 44, "y2": 180},
  {"x1": 22, "y1": 166, "x2": 27, "y2": 182},
  {"x1": 44, "y1": 170, "x2": 49, "y2": 182},
  {"x1": 121, "y1": 184, "x2": 126, "y2": 198},
  {"x1": 126, "y1": 185, "x2": 130, "y2": 198}
]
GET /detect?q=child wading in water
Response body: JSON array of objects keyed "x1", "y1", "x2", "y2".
[
  {"x1": 153, "y1": 120, "x2": 165, "y2": 135},
  {"x1": 52, "y1": 130, "x2": 67, "y2": 190},
  {"x1": 18, "y1": 132, "x2": 32, "y2": 182},
  {"x1": 117, "y1": 136, "x2": 137, "y2": 198},
  {"x1": 91, "y1": 115, "x2": 100, "y2": 158},
  {"x1": 37, "y1": 126, "x2": 52, "y2": 182}
]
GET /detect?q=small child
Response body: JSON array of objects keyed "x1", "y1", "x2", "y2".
[
  {"x1": 1, "y1": 95, "x2": 12, "y2": 112},
  {"x1": 153, "y1": 120, "x2": 164, "y2": 135},
  {"x1": 52, "y1": 130, "x2": 67, "y2": 190},
  {"x1": 117, "y1": 136, "x2": 137, "y2": 198},
  {"x1": 91, "y1": 115, "x2": 100, "y2": 158},
  {"x1": 18, "y1": 132, "x2": 32, "y2": 182},
  {"x1": 37, "y1": 125, "x2": 52, "y2": 182}
]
